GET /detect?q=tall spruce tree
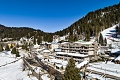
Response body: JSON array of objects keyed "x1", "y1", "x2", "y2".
[
  {"x1": 0, "y1": 44, "x2": 3, "y2": 52},
  {"x1": 11, "y1": 47, "x2": 16, "y2": 54},
  {"x1": 10, "y1": 44, "x2": 13, "y2": 48},
  {"x1": 37, "y1": 37, "x2": 42, "y2": 45},
  {"x1": 116, "y1": 25, "x2": 119, "y2": 38},
  {"x1": 63, "y1": 57, "x2": 81, "y2": 80},
  {"x1": 99, "y1": 33, "x2": 104, "y2": 46},
  {"x1": 115, "y1": 24, "x2": 120, "y2": 38},
  {"x1": 33, "y1": 36, "x2": 36, "y2": 44},
  {"x1": 104, "y1": 38, "x2": 107, "y2": 46},
  {"x1": 16, "y1": 49, "x2": 20, "y2": 57},
  {"x1": 16, "y1": 43, "x2": 19, "y2": 48},
  {"x1": 86, "y1": 31, "x2": 90, "y2": 41},
  {"x1": 5, "y1": 45, "x2": 10, "y2": 51}
]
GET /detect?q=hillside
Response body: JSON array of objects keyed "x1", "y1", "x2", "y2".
[
  {"x1": 54, "y1": 2, "x2": 120, "y2": 42},
  {"x1": 0, "y1": 24, "x2": 53, "y2": 42},
  {"x1": 0, "y1": 2, "x2": 120, "y2": 43}
]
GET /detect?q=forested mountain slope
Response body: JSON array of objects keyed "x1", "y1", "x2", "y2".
[
  {"x1": 0, "y1": 24, "x2": 53, "y2": 42},
  {"x1": 54, "y1": 3, "x2": 120, "y2": 41},
  {"x1": 0, "y1": 2, "x2": 120, "y2": 42}
]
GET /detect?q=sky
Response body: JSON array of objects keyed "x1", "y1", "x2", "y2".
[{"x1": 0, "y1": 0, "x2": 120, "y2": 32}]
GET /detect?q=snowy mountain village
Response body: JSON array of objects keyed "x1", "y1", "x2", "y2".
[{"x1": 0, "y1": 24, "x2": 120, "y2": 80}]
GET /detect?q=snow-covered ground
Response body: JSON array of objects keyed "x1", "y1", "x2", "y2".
[
  {"x1": 101, "y1": 24, "x2": 120, "y2": 44},
  {"x1": 87, "y1": 61, "x2": 120, "y2": 78},
  {"x1": 0, "y1": 50, "x2": 52, "y2": 80},
  {"x1": 86, "y1": 73, "x2": 115, "y2": 80},
  {"x1": 101, "y1": 24, "x2": 120, "y2": 54},
  {"x1": 0, "y1": 56, "x2": 37, "y2": 80},
  {"x1": 0, "y1": 51, "x2": 15, "y2": 57},
  {"x1": 0, "y1": 57, "x2": 15, "y2": 65},
  {"x1": 19, "y1": 49, "x2": 29, "y2": 57}
]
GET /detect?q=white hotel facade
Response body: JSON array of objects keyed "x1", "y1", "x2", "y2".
[{"x1": 55, "y1": 41, "x2": 99, "y2": 62}]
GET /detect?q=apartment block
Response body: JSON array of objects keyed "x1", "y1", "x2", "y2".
[{"x1": 58, "y1": 41, "x2": 99, "y2": 61}]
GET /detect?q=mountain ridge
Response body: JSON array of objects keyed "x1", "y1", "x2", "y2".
[{"x1": 0, "y1": 2, "x2": 120, "y2": 42}]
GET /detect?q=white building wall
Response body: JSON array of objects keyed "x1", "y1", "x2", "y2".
[{"x1": 88, "y1": 51, "x2": 94, "y2": 55}]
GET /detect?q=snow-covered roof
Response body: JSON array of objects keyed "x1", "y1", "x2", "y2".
[
  {"x1": 87, "y1": 62, "x2": 120, "y2": 78},
  {"x1": 115, "y1": 55, "x2": 120, "y2": 60},
  {"x1": 74, "y1": 41, "x2": 94, "y2": 45},
  {"x1": 108, "y1": 48, "x2": 120, "y2": 54},
  {"x1": 47, "y1": 43, "x2": 51, "y2": 45},
  {"x1": 56, "y1": 64, "x2": 62, "y2": 68},
  {"x1": 61, "y1": 42, "x2": 69, "y2": 44},
  {"x1": 51, "y1": 41, "x2": 58, "y2": 44},
  {"x1": 87, "y1": 73, "x2": 115, "y2": 80},
  {"x1": 54, "y1": 48, "x2": 61, "y2": 52},
  {"x1": 50, "y1": 59, "x2": 68, "y2": 66},
  {"x1": 80, "y1": 41, "x2": 94, "y2": 44},
  {"x1": 43, "y1": 50, "x2": 51, "y2": 53},
  {"x1": 33, "y1": 44, "x2": 40, "y2": 48},
  {"x1": 36, "y1": 48, "x2": 45, "y2": 51},
  {"x1": 76, "y1": 60, "x2": 89, "y2": 68},
  {"x1": 56, "y1": 52, "x2": 88, "y2": 57},
  {"x1": 60, "y1": 36, "x2": 66, "y2": 40}
]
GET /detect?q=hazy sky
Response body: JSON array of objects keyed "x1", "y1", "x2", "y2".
[{"x1": 0, "y1": 0, "x2": 120, "y2": 32}]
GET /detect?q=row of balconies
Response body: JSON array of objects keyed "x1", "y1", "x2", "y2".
[
  {"x1": 56, "y1": 56, "x2": 84, "y2": 62},
  {"x1": 61, "y1": 46, "x2": 95, "y2": 49},
  {"x1": 61, "y1": 44, "x2": 96, "y2": 48},
  {"x1": 61, "y1": 47, "x2": 95, "y2": 51}
]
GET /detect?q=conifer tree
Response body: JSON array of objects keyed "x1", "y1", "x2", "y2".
[
  {"x1": 86, "y1": 31, "x2": 90, "y2": 41},
  {"x1": 37, "y1": 37, "x2": 42, "y2": 45},
  {"x1": 0, "y1": 44, "x2": 3, "y2": 52},
  {"x1": 99, "y1": 33, "x2": 104, "y2": 46},
  {"x1": 104, "y1": 38, "x2": 107, "y2": 46},
  {"x1": 33, "y1": 36, "x2": 36, "y2": 44},
  {"x1": 5, "y1": 45, "x2": 10, "y2": 51},
  {"x1": 63, "y1": 57, "x2": 81, "y2": 80},
  {"x1": 74, "y1": 34, "x2": 78, "y2": 41},
  {"x1": 116, "y1": 26, "x2": 119, "y2": 38},
  {"x1": 16, "y1": 49, "x2": 20, "y2": 57},
  {"x1": 10, "y1": 44, "x2": 13, "y2": 48},
  {"x1": 16, "y1": 43, "x2": 19, "y2": 48},
  {"x1": 115, "y1": 25, "x2": 120, "y2": 38},
  {"x1": 11, "y1": 47, "x2": 16, "y2": 54}
]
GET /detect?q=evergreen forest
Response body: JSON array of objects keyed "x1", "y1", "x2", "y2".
[{"x1": 0, "y1": 2, "x2": 120, "y2": 42}]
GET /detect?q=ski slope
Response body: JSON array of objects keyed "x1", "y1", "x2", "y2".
[{"x1": 101, "y1": 25, "x2": 117, "y2": 44}]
